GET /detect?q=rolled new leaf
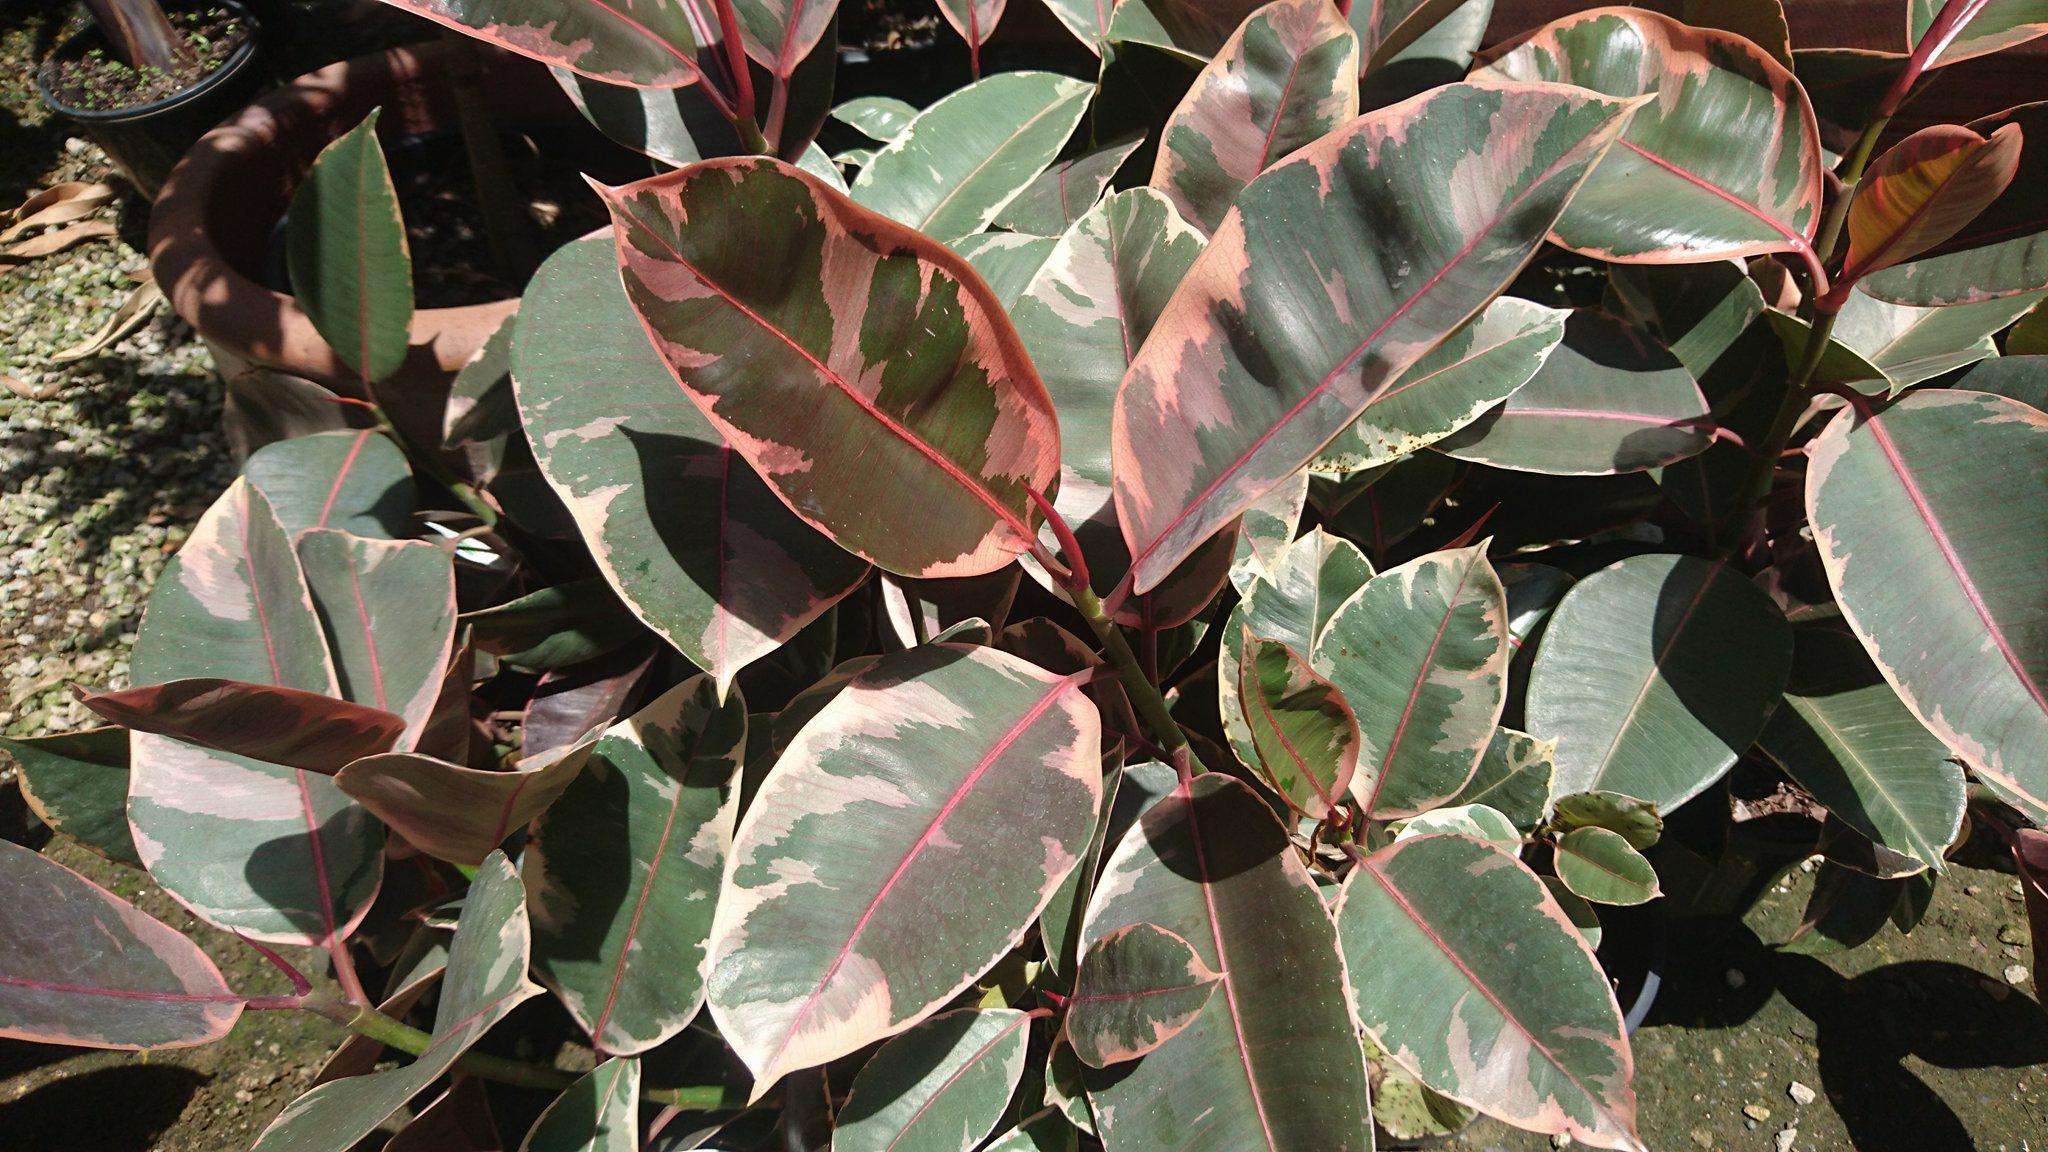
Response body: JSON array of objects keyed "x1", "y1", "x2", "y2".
[
  {"x1": 1837, "y1": 123, "x2": 2024, "y2": 291},
  {"x1": 77, "y1": 678, "x2": 405, "y2": 775},
  {"x1": 371, "y1": 0, "x2": 705, "y2": 87},
  {"x1": 1474, "y1": 7, "x2": 1822, "y2": 268},
  {"x1": 706, "y1": 644, "x2": 1101, "y2": 1094},
  {"x1": 1312, "y1": 544, "x2": 1510, "y2": 818},
  {"x1": 601, "y1": 157, "x2": 1062, "y2": 579},
  {"x1": 835, "y1": 1008, "x2": 1032, "y2": 1152},
  {"x1": 1863, "y1": 103, "x2": 2048, "y2": 306},
  {"x1": 252, "y1": 853, "x2": 542, "y2": 1152},
  {"x1": 1151, "y1": 0, "x2": 1360, "y2": 235},
  {"x1": 1112, "y1": 81, "x2": 1639, "y2": 592},
  {"x1": 1067, "y1": 922, "x2": 1221, "y2": 1067},
  {"x1": 1337, "y1": 833, "x2": 1641, "y2": 1150},
  {"x1": 1806, "y1": 389, "x2": 2048, "y2": 823},
  {"x1": 0, "y1": 840, "x2": 242, "y2": 1050},
  {"x1": 287, "y1": 110, "x2": 413, "y2": 386},
  {"x1": 1080, "y1": 773, "x2": 1371, "y2": 1151},
  {"x1": 1240, "y1": 631, "x2": 1359, "y2": 819}
]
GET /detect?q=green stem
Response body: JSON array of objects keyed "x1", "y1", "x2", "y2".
[
  {"x1": 1071, "y1": 586, "x2": 1202, "y2": 781},
  {"x1": 309, "y1": 1001, "x2": 745, "y2": 1110}
]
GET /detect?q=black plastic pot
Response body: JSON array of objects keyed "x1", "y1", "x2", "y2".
[{"x1": 35, "y1": 1, "x2": 264, "y2": 195}]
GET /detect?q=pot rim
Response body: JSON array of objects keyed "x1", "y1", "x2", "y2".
[
  {"x1": 147, "y1": 39, "x2": 527, "y2": 393},
  {"x1": 36, "y1": 0, "x2": 260, "y2": 124}
]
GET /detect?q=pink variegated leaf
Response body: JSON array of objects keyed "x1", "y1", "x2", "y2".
[
  {"x1": 76, "y1": 678, "x2": 404, "y2": 776},
  {"x1": 1474, "y1": 7, "x2": 1824, "y2": 268},
  {"x1": 1067, "y1": 921, "x2": 1220, "y2": 1068},
  {"x1": 935, "y1": 0, "x2": 1006, "y2": 49},
  {"x1": 1111, "y1": 81, "x2": 1640, "y2": 592},
  {"x1": 370, "y1": 0, "x2": 709, "y2": 88},
  {"x1": 297, "y1": 529, "x2": 456, "y2": 751},
  {"x1": 0, "y1": 839, "x2": 242, "y2": 1050},
  {"x1": 1336, "y1": 833, "x2": 1642, "y2": 1149},
  {"x1": 1151, "y1": 0, "x2": 1360, "y2": 235},
  {"x1": 334, "y1": 733, "x2": 601, "y2": 868},
  {"x1": 707, "y1": 644, "x2": 1101, "y2": 1096},
  {"x1": 601, "y1": 158, "x2": 1062, "y2": 579},
  {"x1": 1837, "y1": 122, "x2": 2024, "y2": 290},
  {"x1": 1863, "y1": 103, "x2": 2048, "y2": 307},
  {"x1": 1908, "y1": 0, "x2": 2048, "y2": 68},
  {"x1": 1240, "y1": 631, "x2": 1359, "y2": 820}
]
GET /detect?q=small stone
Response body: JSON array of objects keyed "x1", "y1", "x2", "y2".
[
  {"x1": 1775, "y1": 1127, "x2": 1799, "y2": 1152},
  {"x1": 1744, "y1": 1104, "x2": 1772, "y2": 1122},
  {"x1": 2005, "y1": 964, "x2": 2030, "y2": 986},
  {"x1": 1788, "y1": 1081, "x2": 1815, "y2": 1106},
  {"x1": 1725, "y1": 968, "x2": 1747, "y2": 989},
  {"x1": 1998, "y1": 924, "x2": 2028, "y2": 945},
  {"x1": 1790, "y1": 1019, "x2": 1817, "y2": 1041},
  {"x1": 1689, "y1": 1129, "x2": 1714, "y2": 1149},
  {"x1": 1711, "y1": 1047, "x2": 1724, "y2": 1065},
  {"x1": 1551, "y1": 1135, "x2": 1574, "y2": 1149},
  {"x1": 1965, "y1": 884, "x2": 1982, "y2": 896}
]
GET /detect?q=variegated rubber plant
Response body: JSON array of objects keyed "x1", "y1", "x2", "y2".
[{"x1": 6, "y1": 0, "x2": 2048, "y2": 1148}]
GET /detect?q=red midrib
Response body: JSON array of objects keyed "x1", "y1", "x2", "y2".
[
  {"x1": 1246, "y1": 650, "x2": 1338, "y2": 809},
  {"x1": 1363, "y1": 856, "x2": 1630, "y2": 1134},
  {"x1": 1844, "y1": 140, "x2": 2007, "y2": 279},
  {"x1": 1363, "y1": 557, "x2": 1481, "y2": 815},
  {"x1": 1591, "y1": 561, "x2": 1723, "y2": 781},
  {"x1": 1180, "y1": 784, "x2": 1283, "y2": 1151},
  {"x1": 758, "y1": 674, "x2": 1083, "y2": 1073},
  {"x1": 1615, "y1": 140, "x2": 1812, "y2": 255},
  {"x1": 1126, "y1": 127, "x2": 1610, "y2": 579},
  {"x1": 314, "y1": 431, "x2": 371, "y2": 529},
  {"x1": 1252, "y1": 51, "x2": 1310, "y2": 172},
  {"x1": 917, "y1": 95, "x2": 1077, "y2": 232},
  {"x1": 589, "y1": 771, "x2": 693, "y2": 1049},
  {"x1": 345, "y1": 560, "x2": 389, "y2": 711},
  {"x1": 1867, "y1": 413, "x2": 2048, "y2": 717},
  {"x1": 0, "y1": 975, "x2": 242, "y2": 1004},
  {"x1": 421, "y1": 989, "x2": 530, "y2": 1056},
  {"x1": 882, "y1": 1014, "x2": 1029, "y2": 1152},
  {"x1": 615, "y1": 199, "x2": 1035, "y2": 546},
  {"x1": 1556, "y1": 836, "x2": 1650, "y2": 889},
  {"x1": 1069, "y1": 977, "x2": 1219, "y2": 1005}
]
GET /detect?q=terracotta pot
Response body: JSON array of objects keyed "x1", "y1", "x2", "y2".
[{"x1": 147, "y1": 40, "x2": 579, "y2": 454}]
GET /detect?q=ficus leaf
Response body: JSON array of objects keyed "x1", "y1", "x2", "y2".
[
  {"x1": 1446, "y1": 727, "x2": 1555, "y2": 833},
  {"x1": 1474, "y1": 7, "x2": 1823, "y2": 268},
  {"x1": 992, "y1": 134, "x2": 1144, "y2": 236},
  {"x1": 1336, "y1": 833, "x2": 1641, "y2": 1150},
  {"x1": 521, "y1": 1058, "x2": 639, "y2": 1152},
  {"x1": 76, "y1": 678, "x2": 405, "y2": 775},
  {"x1": 1240, "y1": 630, "x2": 1360, "y2": 819},
  {"x1": 287, "y1": 110, "x2": 413, "y2": 386},
  {"x1": 334, "y1": 734, "x2": 600, "y2": 868},
  {"x1": 1552, "y1": 826, "x2": 1661, "y2": 906},
  {"x1": 0, "y1": 728, "x2": 136, "y2": 864},
  {"x1": 1806, "y1": 388, "x2": 2048, "y2": 823},
  {"x1": 1862, "y1": 102, "x2": 2048, "y2": 307},
  {"x1": 601, "y1": 157, "x2": 1063, "y2": 579},
  {"x1": 1066, "y1": 921, "x2": 1221, "y2": 1067},
  {"x1": 0, "y1": 840, "x2": 241, "y2": 1050},
  {"x1": 1112, "y1": 81, "x2": 1640, "y2": 592},
  {"x1": 835, "y1": 1008, "x2": 1032, "y2": 1152},
  {"x1": 370, "y1": 0, "x2": 706, "y2": 87},
  {"x1": 1839, "y1": 122, "x2": 2024, "y2": 287},
  {"x1": 1151, "y1": 0, "x2": 1360, "y2": 236},
  {"x1": 241, "y1": 428, "x2": 413, "y2": 540},
  {"x1": 706, "y1": 644, "x2": 1100, "y2": 1094}
]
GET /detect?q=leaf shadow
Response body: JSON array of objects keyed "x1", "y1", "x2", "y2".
[{"x1": 0, "y1": 1064, "x2": 206, "y2": 1151}]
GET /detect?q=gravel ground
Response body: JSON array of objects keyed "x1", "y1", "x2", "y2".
[{"x1": 0, "y1": 12, "x2": 237, "y2": 741}]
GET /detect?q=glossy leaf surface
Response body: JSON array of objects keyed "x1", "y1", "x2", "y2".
[
  {"x1": 1553, "y1": 826, "x2": 1660, "y2": 905},
  {"x1": 1447, "y1": 726, "x2": 1556, "y2": 832},
  {"x1": 334, "y1": 736, "x2": 597, "y2": 868},
  {"x1": 604, "y1": 158, "x2": 1061, "y2": 578},
  {"x1": 1841, "y1": 123, "x2": 2023, "y2": 284},
  {"x1": 287, "y1": 111, "x2": 412, "y2": 385},
  {"x1": 851, "y1": 72, "x2": 1093, "y2": 242},
  {"x1": 952, "y1": 233, "x2": 1059, "y2": 307},
  {"x1": 1435, "y1": 310, "x2": 1711, "y2": 475},
  {"x1": 1151, "y1": 0, "x2": 1360, "y2": 235},
  {"x1": 525, "y1": 677, "x2": 745, "y2": 1056},
  {"x1": 0, "y1": 840, "x2": 240, "y2": 1050},
  {"x1": 126, "y1": 479, "x2": 380, "y2": 945},
  {"x1": 1218, "y1": 530, "x2": 1375, "y2": 773},
  {"x1": 1806, "y1": 389, "x2": 2048, "y2": 822},
  {"x1": 1081, "y1": 774, "x2": 1372, "y2": 1152},
  {"x1": 0, "y1": 728, "x2": 136, "y2": 863},
  {"x1": 515, "y1": 235, "x2": 867, "y2": 692},
  {"x1": 1312, "y1": 545, "x2": 1509, "y2": 818},
  {"x1": 1112, "y1": 81, "x2": 1637, "y2": 591},
  {"x1": 991, "y1": 135, "x2": 1143, "y2": 236},
  {"x1": 79, "y1": 678, "x2": 404, "y2": 775},
  {"x1": 1309, "y1": 296, "x2": 1567, "y2": 474},
  {"x1": 251, "y1": 853, "x2": 542, "y2": 1152},
  {"x1": 835, "y1": 1008, "x2": 1031, "y2": 1152},
  {"x1": 1529, "y1": 553, "x2": 1790, "y2": 814},
  {"x1": 1475, "y1": 7, "x2": 1822, "y2": 266},
  {"x1": 297, "y1": 529, "x2": 455, "y2": 750},
  {"x1": 242, "y1": 429, "x2": 413, "y2": 540},
  {"x1": 1240, "y1": 632, "x2": 1359, "y2": 818},
  {"x1": 521, "y1": 1058, "x2": 639, "y2": 1152},
  {"x1": 1337, "y1": 833, "x2": 1640, "y2": 1149},
  {"x1": 1863, "y1": 103, "x2": 2048, "y2": 306},
  {"x1": 372, "y1": 0, "x2": 704, "y2": 86},
  {"x1": 707, "y1": 645, "x2": 1100, "y2": 1093},
  {"x1": 1067, "y1": 921, "x2": 1220, "y2": 1067},
  {"x1": 1910, "y1": 0, "x2": 2048, "y2": 66}
]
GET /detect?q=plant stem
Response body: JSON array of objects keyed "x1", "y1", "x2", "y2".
[
  {"x1": 1071, "y1": 585, "x2": 1199, "y2": 781},
  {"x1": 304, "y1": 999, "x2": 745, "y2": 1109},
  {"x1": 710, "y1": 0, "x2": 771, "y2": 155}
]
